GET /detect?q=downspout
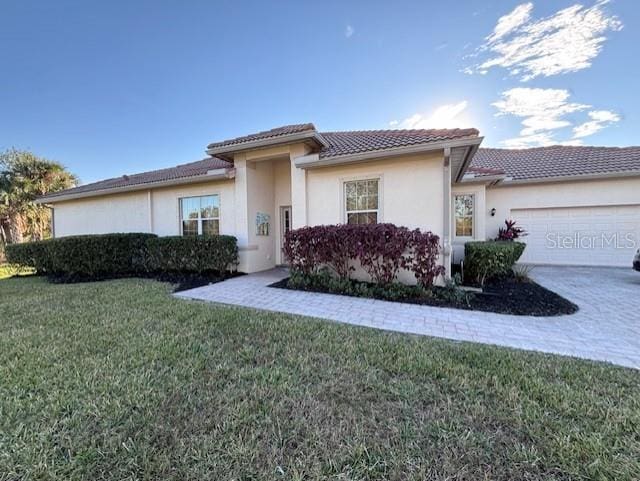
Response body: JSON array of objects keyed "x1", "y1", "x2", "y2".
[{"x1": 442, "y1": 147, "x2": 452, "y2": 279}]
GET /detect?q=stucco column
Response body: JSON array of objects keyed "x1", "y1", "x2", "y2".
[
  {"x1": 289, "y1": 145, "x2": 308, "y2": 228},
  {"x1": 442, "y1": 147, "x2": 452, "y2": 278},
  {"x1": 233, "y1": 154, "x2": 252, "y2": 272}
]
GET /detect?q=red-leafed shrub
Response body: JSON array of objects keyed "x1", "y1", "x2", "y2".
[
  {"x1": 353, "y1": 223, "x2": 413, "y2": 285},
  {"x1": 284, "y1": 224, "x2": 444, "y2": 287},
  {"x1": 409, "y1": 229, "x2": 446, "y2": 287},
  {"x1": 496, "y1": 219, "x2": 527, "y2": 241}
]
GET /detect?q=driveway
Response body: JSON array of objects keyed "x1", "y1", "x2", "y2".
[{"x1": 176, "y1": 266, "x2": 640, "y2": 369}]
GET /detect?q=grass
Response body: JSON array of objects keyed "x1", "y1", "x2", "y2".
[
  {"x1": 0, "y1": 276, "x2": 639, "y2": 480},
  {"x1": 0, "y1": 263, "x2": 34, "y2": 279}
]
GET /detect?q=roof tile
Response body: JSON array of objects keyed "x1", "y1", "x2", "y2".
[
  {"x1": 319, "y1": 128, "x2": 479, "y2": 158},
  {"x1": 42, "y1": 157, "x2": 232, "y2": 200},
  {"x1": 472, "y1": 146, "x2": 640, "y2": 181},
  {"x1": 207, "y1": 123, "x2": 316, "y2": 150}
]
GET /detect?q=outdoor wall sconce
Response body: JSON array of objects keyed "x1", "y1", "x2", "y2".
[{"x1": 490, "y1": 208, "x2": 496, "y2": 217}]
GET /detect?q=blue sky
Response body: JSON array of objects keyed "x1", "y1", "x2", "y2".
[{"x1": 1, "y1": 0, "x2": 637, "y2": 184}]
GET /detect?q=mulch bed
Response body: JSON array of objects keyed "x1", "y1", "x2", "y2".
[
  {"x1": 45, "y1": 271, "x2": 243, "y2": 292},
  {"x1": 270, "y1": 276, "x2": 578, "y2": 317}
]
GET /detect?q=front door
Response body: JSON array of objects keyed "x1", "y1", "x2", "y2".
[{"x1": 279, "y1": 206, "x2": 292, "y2": 264}]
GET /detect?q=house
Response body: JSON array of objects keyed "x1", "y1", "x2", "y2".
[{"x1": 38, "y1": 123, "x2": 640, "y2": 275}]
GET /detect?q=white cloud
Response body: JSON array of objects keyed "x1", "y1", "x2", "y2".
[
  {"x1": 390, "y1": 101, "x2": 471, "y2": 129},
  {"x1": 573, "y1": 109, "x2": 620, "y2": 137},
  {"x1": 467, "y1": 1, "x2": 622, "y2": 81},
  {"x1": 486, "y1": 2, "x2": 533, "y2": 44},
  {"x1": 345, "y1": 25, "x2": 354, "y2": 38},
  {"x1": 493, "y1": 88, "x2": 619, "y2": 147}
]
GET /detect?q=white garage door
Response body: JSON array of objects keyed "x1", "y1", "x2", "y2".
[{"x1": 511, "y1": 204, "x2": 640, "y2": 267}]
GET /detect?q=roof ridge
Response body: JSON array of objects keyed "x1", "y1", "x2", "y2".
[
  {"x1": 321, "y1": 127, "x2": 478, "y2": 135},
  {"x1": 480, "y1": 145, "x2": 640, "y2": 152}
]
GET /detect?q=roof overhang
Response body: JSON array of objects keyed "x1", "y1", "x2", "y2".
[
  {"x1": 36, "y1": 168, "x2": 236, "y2": 204},
  {"x1": 458, "y1": 174, "x2": 508, "y2": 186},
  {"x1": 207, "y1": 131, "x2": 328, "y2": 160},
  {"x1": 293, "y1": 136, "x2": 484, "y2": 172}
]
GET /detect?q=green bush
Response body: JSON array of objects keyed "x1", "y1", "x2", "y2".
[
  {"x1": 6, "y1": 233, "x2": 156, "y2": 277},
  {"x1": 464, "y1": 241, "x2": 526, "y2": 286},
  {"x1": 146, "y1": 235, "x2": 238, "y2": 274},
  {"x1": 5, "y1": 233, "x2": 238, "y2": 279}
]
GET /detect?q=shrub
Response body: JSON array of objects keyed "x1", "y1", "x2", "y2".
[
  {"x1": 464, "y1": 240, "x2": 526, "y2": 286},
  {"x1": 146, "y1": 235, "x2": 238, "y2": 274},
  {"x1": 7, "y1": 233, "x2": 156, "y2": 277},
  {"x1": 496, "y1": 219, "x2": 527, "y2": 241},
  {"x1": 6, "y1": 233, "x2": 238, "y2": 279},
  {"x1": 284, "y1": 224, "x2": 444, "y2": 286},
  {"x1": 408, "y1": 229, "x2": 446, "y2": 287}
]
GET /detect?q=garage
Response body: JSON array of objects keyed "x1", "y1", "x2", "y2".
[{"x1": 511, "y1": 204, "x2": 640, "y2": 267}]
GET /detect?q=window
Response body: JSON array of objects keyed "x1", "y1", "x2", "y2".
[
  {"x1": 180, "y1": 195, "x2": 220, "y2": 236},
  {"x1": 344, "y1": 178, "x2": 379, "y2": 225},
  {"x1": 454, "y1": 194, "x2": 474, "y2": 237}
]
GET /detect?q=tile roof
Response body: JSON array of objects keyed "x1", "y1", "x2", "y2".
[
  {"x1": 472, "y1": 146, "x2": 640, "y2": 181},
  {"x1": 43, "y1": 125, "x2": 481, "y2": 202},
  {"x1": 42, "y1": 157, "x2": 232, "y2": 201},
  {"x1": 318, "y1": 128, "x2": 480, "y2": 158},
  {"x1": 207, "y1": 123, "x2": 316, "y2": 150}
]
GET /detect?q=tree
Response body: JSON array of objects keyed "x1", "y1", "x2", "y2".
[{"x1": 0, "y1": 149, "x2": 77, "y2": 247}]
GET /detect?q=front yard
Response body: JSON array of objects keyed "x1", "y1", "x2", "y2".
[{"x1": 1, "y1": 276, "x2": 639, "y2": 480}]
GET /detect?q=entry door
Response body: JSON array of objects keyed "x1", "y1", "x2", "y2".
[{"x1": 280, "y1": 206, "x2": 292, "y2": 263}]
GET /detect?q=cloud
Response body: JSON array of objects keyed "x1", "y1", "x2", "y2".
[
  {"x1": 390, "y1": 101, "x2": 471, "y2": 129},
  {"x1": 486, "y1": 2, "x2": 533, "y2": 44},
  {"x1": 493, "y1": 88, "x2": 619, "y2": 147},
  {"x1": 345, "y1": 25, "x2": 354, "y2": 38},
  {"x1": 573, "y1": 109, "x2": 620, "y2": 138},
  {"x1": 467, "y1": 1, "x2": 622, "y2": 81}
]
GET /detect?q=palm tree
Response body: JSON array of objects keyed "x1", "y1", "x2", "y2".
[{"x1": 0, "y1": 149, "x2": 77, "y2": 246}]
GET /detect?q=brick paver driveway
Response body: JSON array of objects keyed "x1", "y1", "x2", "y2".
[{"x1": 176, "y1": 266, "x2": 640, "y2": 369}]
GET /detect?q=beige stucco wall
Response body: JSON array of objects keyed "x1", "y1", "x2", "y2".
[
  {"x1": 485, "y1": 176, "x2": 640, "y2": 238},
  {"x1": 304, "y1": 151, "x2": 446, "y2": 284},
  {"x1": 151, "y1": 180, "x2": 235, "y2": 236},
  {"x1": 273, "y1": 159, "x2": 292, "y2": 265},
  {"x1": 53, "y1": 191, "x2": 151, "y2": 237},
  {"x1": 305, "y1": 151, "x2": 445, "y2": 233},
  {"x1": 53, "y1": 178, "x2": 236, "y2": 241}
]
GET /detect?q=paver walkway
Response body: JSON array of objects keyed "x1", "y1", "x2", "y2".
[{"x1": 176, "y1": 266, "x2": 640, "y2": 369}]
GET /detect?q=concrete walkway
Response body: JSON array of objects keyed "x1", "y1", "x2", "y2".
[{"x1": 176, "y1": 266, "x2": 640, "y2": 369}]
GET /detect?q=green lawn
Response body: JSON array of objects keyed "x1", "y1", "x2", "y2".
[{"x1": 1, "y1": 276, "x2": 639, "y2": 480}]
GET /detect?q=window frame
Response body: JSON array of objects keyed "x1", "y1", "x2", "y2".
[
  {"x1": 179, "y1": 194, "x2": 221, "y2": 236},
  {"x1": 453, "y1": 193, "x2": 475, "y2": 240},
  {"x1": 342, "y1": 175, "x2": 383, "y2": 225}
]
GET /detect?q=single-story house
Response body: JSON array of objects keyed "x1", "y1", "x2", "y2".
[{"x1": 38, "y1": 123, "x2": 640, "y2": 275}]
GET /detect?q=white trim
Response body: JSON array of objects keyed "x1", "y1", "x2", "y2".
[
  {"x1": 37, "y1": 168, "x2": 235, "y2": 204},
  {"x1": 340, "y1": 174, "x2": 383, "y2": 224},
  {"x1": 453, "y1": 192, "x2": 475, "y2": 241}
]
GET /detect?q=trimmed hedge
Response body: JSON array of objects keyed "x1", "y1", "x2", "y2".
[
  {"x1": 146, "y1": 236, "x2": 238, "y2": 274},
  {"x1": 6, "y1": 233, "x2": 238, "y2": 279},
  {"x1": 284, "y1": 224, "x2": 444, "y2": 287},
  {"x1": 464, "y1": 241, "x2": 526, "y2": 286}
]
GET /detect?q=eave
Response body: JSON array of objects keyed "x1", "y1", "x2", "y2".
[
  {"x1": 36, "y1": 168, "x2": 236, "y2": 204},
  {"x1": 207, "y1": 131, "x2": 328, "y2": 160}
]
